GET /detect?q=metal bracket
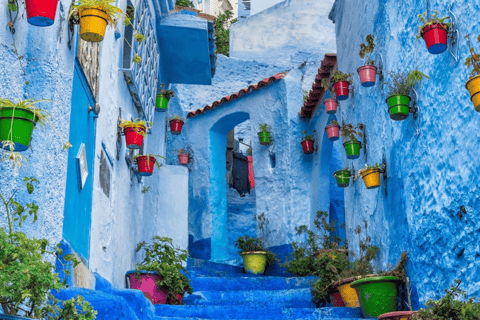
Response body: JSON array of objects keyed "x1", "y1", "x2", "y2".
[
  {"x1": 125, "y1": 151, "x2": 142, "y2": 184},
  {"x1": 186, "y1": 145, "x2": 195, "y2": 172},
  {"x1": 382, "y1": 155, "x2": 388, "y2": 197},
  {"x1": 377, "y1": 53, "x2": 385, "y2": 95},
  {"x1": 67, "y1": 1, "x2": 79, "y2": 50},
  {"x1": 349, "y1": 83, "x2": 355, "y2": 99},
  {"x1": 447, "y1": 3, "x2": 460, "y2": 66},
  {"x1": 313, "y1": 129, "x2": 319, "y2": 154},
  {"x1": 410, "y1": 88, "x2": 421, "y2": 137},
  {"x1": 360, "y1": 123, "x2": 367, "y2": 162}
]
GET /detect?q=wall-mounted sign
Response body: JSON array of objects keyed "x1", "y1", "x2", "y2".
[{"x1": 76, "y1": 143, "x2": 88, "y2": 190}]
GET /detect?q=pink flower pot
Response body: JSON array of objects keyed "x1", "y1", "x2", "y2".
[
  {"x1": 325, "y1": 124, "x2": 340, "y2": 141},
  {"x1": 329, "y1": 290, "x2": 346, "y2": 307},
  {"x1": 324, "y1": 98, "x2": 338, "y2": 114},
  {"x1": 127, "y1": 272, "x2": 168, "y2": 305},
  {"x1": 357, "y1": 65, "x2": 378, "y2": 87},
  {"x1": 301, "y1": 139, "x2": 315, "y2": 154},
  {"x1": 333, "y1": 81, "x2": 350, "y2": 100},
  {"x1": 178, "y1": 153, "x2": 189, "y2": 165}
]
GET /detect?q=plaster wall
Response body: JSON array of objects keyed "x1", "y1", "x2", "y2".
[
  {"x1": 250, "y1": 0, "x2": 285, "y2": 16},
  {"x1": 330, "y1": 0, "x2": 480, "y2": 303}
]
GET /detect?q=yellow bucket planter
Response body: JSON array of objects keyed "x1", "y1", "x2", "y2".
[
  {"x1": 334, "y1": 278, "x2": 360, "y2": 307},
  {"x1": 466, "y1": 75, "x2": 480, "y2": 112},
  {"x1": 241, "y1": 251, "x2": 267, "y2": 275},
  {"x1": 79, "y1": 7, "x2": 109, "y2": 42},
  {"x1": 361, "y1": 168, "x2": 382, "y2": 189}
]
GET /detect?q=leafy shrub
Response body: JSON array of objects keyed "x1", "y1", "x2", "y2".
[{"x1": 215, "y1": 10, "x2": 237, "y2": 56}]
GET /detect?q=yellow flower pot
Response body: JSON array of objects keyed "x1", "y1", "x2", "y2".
[
  {"x1": 466, "y1": 75, "x2": 480, "y2": 112},
  {"x1": 79, "y1": 7, "x2": 109, "y2": 42},
  {"x1": 334, "y1": 277, "x2": 360, "y2": 308},
  {"x1": 361, "y1": 168, "x2": 381, "y2": 189},
  {"x1": 241, "y1": 251, "x2": 267, "y2": 275}
]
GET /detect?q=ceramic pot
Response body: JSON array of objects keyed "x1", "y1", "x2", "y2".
[
  {"x1": 0, "y1": 107, "x2": 37, "y2": 152},
  {"x1": 241, "y1": 251, "x2": 267, "y2": 275},
  {"x1": 350, "y1": 276, "x2": 400, "y2": 318},
  {"x1": 421, "y1": 23, "x2": 448, "y2": 54}
]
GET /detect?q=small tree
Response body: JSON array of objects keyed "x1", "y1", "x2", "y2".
[
  {"x1": 215, "y1": 10, "x2": 238, "y2": 56},
  {"x1": 175, "y1": 0, "x2": 194, "y2": 8},
  {"x1": 359, "y1": 35, "x2": 375, "y2": 65}
]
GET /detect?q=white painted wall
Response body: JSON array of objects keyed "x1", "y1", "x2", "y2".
[{"x1": 250, "y1": 0, "x2": 284, "y2": 15}]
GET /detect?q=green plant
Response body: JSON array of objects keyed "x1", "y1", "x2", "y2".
[
  {"x1": 329, "y1": 119, "x2": 339, "y2": 125},
  {"x1": 7, "y1": 0, "x2": 17, "y2": 12},
  {"x1": 141, "y1": 186, "x2": 150, "y2": 193},
  {"x1": 333, "y1": 168, "x2": 351, "y2": 179},
  {"x1": 321, "y1": 78, "x2": 335, "y2": 96},
  {"x1": 175, "y1": 148, "x2": 187, "y2": 155},
  {"x1": 340, "y1": 123, "x2": 363, "y2": 143},
  {"x1": 214, "y1": 10, "x2": 238, "y2": 56},
  {"x1": 387, "y1": 70, "x2": 429, "y2": 96},
  {"x1": 246, "y1": 147, "x2": 252, "y2": 155},
  {"x1": 135, "y1": 237, "x2": 193, "y2": 303},
  {"x1": 357, "y1": 162, "x2": 384, "y2": 176},
  {"x1": 259, "y1": 123, "x2": 271, "y2": 132},
  {"x1": 331, "y1": 70, "x2": 352, "y2": 84},
  {"x1": 412, "y1": 279, "x2": 480, "y2": 320},
  {"x1": 134, "y1": 154, "x2": 166, "y2": 170},
  {"x1": 168, "y1": 115, "x2": 184, "y2": 122},
  {"x1": 416, "y1": 11, "x2": 451, "y2": 40},
  {"x1": 301, "y1": 131, "x2": 315, "y2": 142},
  {"x1": 359, "y1": 34, "x2": 375, "y2": 65},
  {"x1": 465, "y1": 35, "x2": 480, "y2": 77},
  {"x1": 303, "y1": 91, "x2": 310, "y2": 102},
  {"x1": 119, "y1": 119, "x2": 153, "y2": 137},
  {"x1": 176, "y1": 0, "x2": 194, "y2": 8},
  {"x1": 158, "y1": 84, "x2": 175, "y2": 99}
]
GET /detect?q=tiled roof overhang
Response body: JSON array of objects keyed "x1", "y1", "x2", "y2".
[
  {"x1": 187, "y1": 72, "x2": 288, "y2": 118},
  {"x1": 300, "y1": 53, "x2": 337, "y2": 119}
]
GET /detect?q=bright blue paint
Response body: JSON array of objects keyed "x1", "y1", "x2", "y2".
[
  {"x1": 63, "y1": 60, "x2": 96, "y2": 263},
  {"x1": 27, "y1": 16, "x2": 54, "y2": 27},
  {"x1": 55, "y1": 240, "x2": 75, "y2": 287}
]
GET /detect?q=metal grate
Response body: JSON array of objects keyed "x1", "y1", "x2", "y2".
[{"x1": 77, "y1": 40, "x2": 101, "y2": 99}]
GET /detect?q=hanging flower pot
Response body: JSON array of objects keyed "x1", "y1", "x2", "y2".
[
  {"x1": 178, "y1": 153, "x2": 189, "y2": 165},
  {"x1": 156, "y1": 87, "x2": 175, "y2": 112},
  {"x1": 123, "y1": 126, "x2": 146, "y2": 149},
  {"x1": 334, "y1": 277, "x2": 360, "y2": 308},
  {"x1": 360, "y1": 168, "x2": 382, "y2": 189},
  {"x1": 25, "y1": 0, "x2": 59, "y2": 26},
  {"x1": 350, "y1": 276, "x2": 400, "y2": 318},
  {"x1": 0, "y1": 107, "x2": 37, "y2": 152},
  {"x1": 378, "y1": 311, "x2": 415, "y2": 320},
  {"x1": 357, "y1": 65, "x2": 378, "y2": 87},
  {"x1": 333, "y1": 81, "x2": 350, "y2": 100},
  {"x1": 241, "y1": 251, "x2": 267, "y2": 275},
  {"x1": 333, "y1": 169, "x2": 351, "y2": 188},
  {"x1": 136, "y1": 155, "x2": 157, "y2": 176},
  {"x1": 126, "y1": 270, "x2": 168, "y2": 305},
  {"x1": 465, "y1": 75, "x2": 480, "y2": 112},
  {"x1": 169, "y1": 117, "x2": 184, "y2": 135},
  {"x1": 324, "y1": 98, "x2": 338, "y2": 114},
  {"x1": 301, "y1": 139, "x2": 314, "y2": 154},
  {"x1": 325, "y1": 123, "x2": 340, "y2": 141},
  {"x1": 421, "y1": 23, "x2": 448, "y2": 55},
  {"x1": 386, "y1": 95, "x2": 411, "y2": 121},
  {"x1": 78, "y1": 7, "x2": 109, "y2": 43},
  {"x1": 258, "y1": 131, "x2": 271, "y2": 145},
  {"x1": 343, "y1": 139, "x2": 361, "y2": 159},
  {"x1": 329, "y1": 288, "x2": 346, "y2": 307}
]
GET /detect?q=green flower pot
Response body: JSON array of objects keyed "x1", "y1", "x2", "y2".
[
  {"x1": 156, "y1": 94, "x2": 169, "y2": 112},
  {"x1": 343, "y1": 140, "x2": 361, "y2": 160},
  {"x1": 386, "y1": 95, "x2": 411, "y2": 121},
  {"x1": 335, "y1": 170, "x2": 351, "y2": 188},
  {"x1": 258, "y1": 131, "x2": 271, "y2": 145},
  {"x1": 350, "y1": 276, "x2": 400, "y2": 318},
  {"x1": 0, "y1": 107, "x2": 37, "y2": 151}
]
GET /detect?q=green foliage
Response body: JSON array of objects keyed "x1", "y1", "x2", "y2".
[
  {"x1": 329, "y1": 119, "x2": 339, "y2": 125},
  {"x1": 333, "y1": 168, "x2": 351, "y2": 179},
  {"x1": 387, "y1": 70, "x2": 429, "y2": 96},
  {"x1": 303, "y1": 91, "x2": 310, "y2": 102},
  {"x1": 168, "y1": 115, "x2": 184, "y2": 122},
  {"x1": 215, "y1": 10, "x2": 238, "y2": 56},
  {"x1": 133, "y1": 54, "x2": 141, "y2": 65},
  {"x1": 7, "y1": 0, "x2": 17, "y2": 11},
  {"x1": 158, "y1": 84, "x2": 176, "y2": 100},
  {"x1": 259, "y1": 123, "x2": 271, "y2": 133},
  {"x1": 416, "y1": 11, "x2": 451, "y2": 40},
  {"x1": 141, "y1": 186, "x2": 150, "y2": 194},
  {"x1": 331, "y1": 70, "x2": 352, "y2": 84},
  {"x1": 321, "y1": 78, "x2": 335, "y2": 96},
  {"x1": 359, "y1": 34, "x2": 375, "y2": 65},
  {"x1": 340, "y1": 123, "x2": 363, "y2": 143},
  {"x1": 135, "y1": 237, "x2": 192, "y2": 303},
  {"x1": 465, "y1": 35, "x2": 480, "y2": 77},
  {"x1": 175, "y1": 0, "x2": 194, "y2": 8},
  {"x1": 133, "y1": 154, "x2": 166, "y2": 170},
  {"x1": 71, "y1": 0, "x2": 123, "y2": 25},
  {"x1": 357, "y1": 162, "x2": 385, "y2": 178},
  {"x1": 412, "y1": 279, "x2": 480, "y2": 320},
  {"x1": 301, "y1": 131, "x2": 315, "y2": 142}
]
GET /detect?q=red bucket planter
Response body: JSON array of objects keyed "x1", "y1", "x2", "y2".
[
  {"x1": 178, "y1": 153, "x2": 189, "y2": 165},
  {"x1": 421, "y1": 23, "x2": 448, "y2": 54},
  {"x1": 329, "y1": 289, "x2": 346, "y2": 307},
  {"x1": 170, "y1": 119, "x2": 184, "y2": 135},
  {"x1": 301, "y1": 139, "x2": 315, "y2": 154},
  {"x1": 26, "y1": 0, "x2": 59, "y2": 26},
  {"x1": 325, "y1": 124, "x2": 340, "y2": 141},
  {"x1": 124, "y1": 126, "x2": 145, "y2": 149},
  {"x1": 324, "y1": 99, "x2": 338, "y2": 114},
  {"x1": 136, "y1": 156, "x2": 156, "y2": 176},
  {"x1": 127, "y1": 271, "x2": 168, "y2": 305},
  {"x1": 333, "y1": 81, "x2": 350, "y2": 100},
  {"x1": 357, "y1": 65, "x2": 378, "y2": 87}
]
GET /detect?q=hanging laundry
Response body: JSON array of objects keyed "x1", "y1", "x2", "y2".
[
  {"x1": 247, "y1": 156, "x2": 255, "y2": 189},
  {"x1": 232, "y1": 151, "x2": 250, "y2": 196}
]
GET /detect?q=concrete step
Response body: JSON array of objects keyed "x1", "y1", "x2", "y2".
[
  {"x1": 155, "y1": 318, "x2": 365, "y2": 320},
  {"x1": 189, "y1": 275, "x2": 315, "y2": 291}
]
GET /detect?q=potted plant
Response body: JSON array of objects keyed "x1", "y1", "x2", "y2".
[
  {"x1": 0, "y1": 177, "x2": 97, "y2": 319},
  {"x1": 301, "y1": 131, "x2": 315, "y2": 154},
  {"x1": 119, "y1": 119, "x2": 152, "y2": 149},
  {"x1": 333, "y1": 168, "x2": 351, "y2": 188},
  {"x1": 416, "y1": 11, "x2": 451, "y2": 55},
  {"x1": 386, "y1": 70, "x2": 429, "y2": 120},
  {"x1": 465, "y1": 35, "x2": 480, "y2": 112},
  {"x1": 331, "y1": 70, "x2": 352, "y2": 101},
  {"x1": 356, "y1": 163, "x2": 385, "y2": 189},
  {"x1": 134, "y1": 154, "x2": 165, "y2": 176},
  {"x1": 168, "y1": 116, "x2": 184, "y2": 135},
  {"x1": 25, "y1": 0, "x2": 59, "y2": 26},
  {"x1": 129, "y1": 237, "x2": 193, "y2": 305},
  {"x1": 258, "y1": 123, "x2": 272, "y2": 145},
  {"x1": 358, "y1": 35, "x2": 377, "y2": 87},
  {"x1": 321, "y1": 78, "x2": 338, "y2": 114},
  {"x1": 340, "y1": 123, "x2": 363, "y2": 159},
  {"x1": 156, "y1": 84, "x2": 175, "y2": 112},
  {"x1": 175, "y1": 149, "x2": 189, "y2": 165},
  {"x1": 325, "y1": 119, "x2": 340, "y2": 141}
]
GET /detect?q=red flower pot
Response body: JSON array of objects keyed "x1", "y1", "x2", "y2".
[
  {"x1": 136, "y1": 156, "x2": 156, "y2": 176},
  {"x1": 124, "y1": 126, "x2": 145, "y2": 149},
  {"x1": 325, "y1": 124, "x2": 340, "y2": 141},
  {"x1": 178, "y1": 153, "x2": 189, "y2": 165},
  {"x1": 127, "y1": 272, "x2": 168, "y2": 305},
  {"x1": 333, "y1": 81, "x2": 350, "y2": 101},
  {"x1": 324, "y1": 98, "x2": 338, "y2": 114},
  {"x1": 421, "y1": 23, "x2": 448, "y2": 54},
  {"x1": 378, "y1": 311, "x2": 415, "y2": 320},
  {"x1": 170, "y1": 119, "x2": 184, "y2": 135},
  {"x1": 301, "y1": 139, "x2": 314, "y2": 154},
  {"x1": 357, "y1": 65, "x2": 378, "y2": 87},
  {"x1": 26, "y1": 0, "x2": 59, "y2": 27},
  {"x1": 167, "y1": 293, "x2": 184, "y2": 305},
  {"x1": 329, "y1": 290, "x2": 346, "y2": 307}
]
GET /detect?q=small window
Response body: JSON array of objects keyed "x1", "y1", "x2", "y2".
[{"x1": 122, "y1": 2, "x2": 135, "y2": 69}]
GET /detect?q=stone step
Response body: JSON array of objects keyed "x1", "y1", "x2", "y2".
[
  {"x1": 155, "y1": 318, "x2": 365, "y2": 320},
  {"x1": 155, "y1": 305, "x2": 362, "y2": 319},
  {"x1": 184, "y1": 288, "x2": 315, "y2": 308}
]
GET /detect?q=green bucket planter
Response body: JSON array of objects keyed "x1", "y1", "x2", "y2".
[
  {"x1": 258, "y1": 131, "x2": 271, "y2": 145},
  {"x1": 334, "y1": 170, "x2": 351, "y2": 188},
  {"x1": 156, "y1": 94, "x2": 169, "y2": 112},
  {"x1": 386, "y1": 95, "x2": 411, "y2": 121},
  {"x1": 343, "y1": 140, "x2": 361, "y2": 160},
  {"x1": 350, "y1": 276, "x2": 400, "y2": 318},
  {"x1": 0, "y1": 107, "x2": 37, "y2": 151}
]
